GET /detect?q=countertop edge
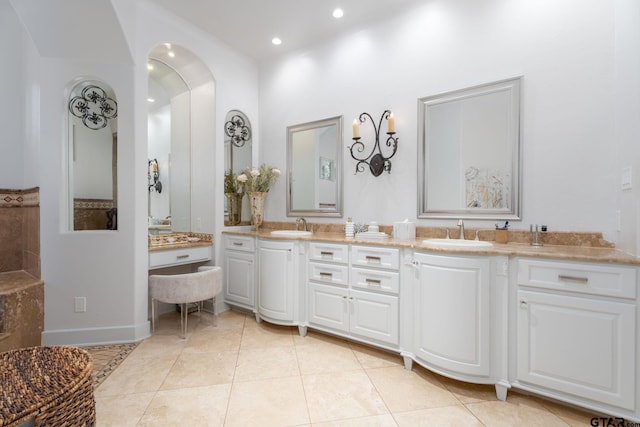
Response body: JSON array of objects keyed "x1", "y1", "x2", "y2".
[{"x1": 222, "y1": 230, "x2": 640, "y2": 266}]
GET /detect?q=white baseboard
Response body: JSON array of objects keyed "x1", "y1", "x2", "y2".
[{"x1": 42, "y1": 321, "x2": 151, "y2": 346}]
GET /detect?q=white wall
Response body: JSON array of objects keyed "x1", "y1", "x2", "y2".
[
  {"x1": 2, "y1": 0, "x2": 259, "y2": 345},
  {"x1": 259, "y1": 0, "x2": 640, "y2": 252}
]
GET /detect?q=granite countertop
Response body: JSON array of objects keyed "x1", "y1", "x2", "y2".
[
  {"x1": 0, "y1": 271, "x2": 44, "y2": 294},
  {"x1": 223, "y1": 228, "x2": 640, "y2": 266},
  {"x1": 148, "y1": 232, "x2": 213, "y2": 252}
]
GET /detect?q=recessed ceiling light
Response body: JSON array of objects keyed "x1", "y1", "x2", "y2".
[
  {"x1": 147, "y1": 98, "x2": 155, "y2": 103},
  {"x1": 333, "y1": 8, "x2": 344, "y2": 18},
  {"x1": 271, "y1": 37, "x2": 282, "y2": 46},
  {"x1": 147, "y1": 63, "x2": 154, "y2": 71},
  {"x1": 167, "y1": 51, "x2": 175, "y2": 58}
]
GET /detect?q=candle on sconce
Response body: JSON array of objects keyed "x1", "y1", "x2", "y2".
[
  {"x1": 352, "y1": 119, "x2": 360, "y2": 138},
  {"x1": 152, "y1": 161, "x2": 158, "y2": 173},
  {"x1": 387, "y1": 112, "x2": 395, "y2": 133}
]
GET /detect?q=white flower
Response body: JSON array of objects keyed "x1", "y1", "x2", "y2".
[
  {"x1": 237, "y1": 174, "x2": 248, "y2": 183},
  {"x1": 250, "y1": 169, "x2": 260, "y2": 177},
  {"x1": 272, "y1": 168, "x2": 281, "y2": 177}
]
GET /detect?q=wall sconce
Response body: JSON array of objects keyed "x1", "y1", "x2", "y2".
[
  {"x1": 148, "y1": 159, "x2": 162, "y2": 193},
  {"x1": 349, "y1": 110, "x2": 398, "y2": 176},
  {"x1": 225, "y1": 114, "x2": 251, "y2": 147}
]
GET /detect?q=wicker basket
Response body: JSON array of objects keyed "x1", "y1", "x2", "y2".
[{"x1": 0, "y1": 346, "x2": 95, "y2": 427}]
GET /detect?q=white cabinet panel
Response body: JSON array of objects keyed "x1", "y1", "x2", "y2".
[
  {"x1": 414, "y1": 253, "x2": 491, "y2": 377},
  {"x1": 517, "y1": 289, "x2": 635, "y2": 410},
  {"x1": 258, "y1": 240, "x2": 294, "y2": 322},
  {"x1": 351, "y1": 246, "x2": 399, "y2": 270},
  {"x1": 224, "y1": 251, "x2": 254, "y2": 308},
  {"x1": 308, "y1": 282, "x2": 348, "y2": 331},
  {"x1": 350, "y1": 289, "x2": 399, "y2": 345}
]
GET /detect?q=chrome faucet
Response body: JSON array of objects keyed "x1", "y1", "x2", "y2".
[
  {"x1": 457, "y1": 219, "x2": 465, "y2": 240},
  {"x1": 296, "y1": 217, "x2": 307, "y2": 231}
]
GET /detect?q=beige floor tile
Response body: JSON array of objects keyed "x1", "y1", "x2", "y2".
[
  {"x1": 303, "y1": 370, "x2": 389, "y2": 423},
  {"x1": 393, "y1": 405, "x2": 483, "y2": 426},
  {"x1": 225, "y1": 376, "x2": 310, "y2": 427},
  {"x1": 296, "y1": 340, "x2": 362, "y2": 375},
  {"x1": 436, "y1": 374, "x2": 499, "y2": 404},
  {"x1": 240, "y1": 320, "x2": 295, "y2": 349},
  {"x1": 293, "y1": 329, "x2": 353, "y2": 348},
  {"x1": 234, "y1": 345, "x2": 300, "y2": 382},
  {"x1": 313, "y1": 414, "x2": 398, "y2": 426},
  {"x1": 466, "y1": 392, "x2": 569, "y2": 427},
  {"x1": 130, "y1": 332, "x2": 187, "y2": 359},
  {"x1": 160, "y1": 350, "x2": 238, "y2": 390},
  {"x1": 95, "y1": 392, "x2": 155, "y2": 427},
  {"x1": 183, "y1": 326, "x2": 243, "y2": 353},
  {"x1": 366, "y1": 366, "x2": 459, "y2": 413},
  {"x1": 539, "y1": 398, "x2": 603, "y2": 426},
  {"x1": 137, "y1": 384, "x2": 231, "y2": 426},
  {"x1": 349, "y1": 341, "x2": 403, "y2": 369},
  {"x1": 95, "y1": 354, "x2": 177, "y2": 397}
]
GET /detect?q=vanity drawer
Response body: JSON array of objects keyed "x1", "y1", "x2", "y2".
[
  {"x1": 351, "y1": 267, "x2": 399, "y2": 294},
  {"x1": 517, "y1": 258, "x2": 636, "y2": 299},
  {"x1": 351, "y1": 246, "x2": 399, "y2": 270},
  {"x1": 224, "y1": 235, "x2": 255, "y2": 252},
  {"x1": 149, "y1": 245, "x2": 212, "y2": 269},
  {"x1": 308, "y1": 242, "x2": 349, "y2": 264},
  {"x1": 309, "y1": 261, "x2": 349, "y2": 286}
]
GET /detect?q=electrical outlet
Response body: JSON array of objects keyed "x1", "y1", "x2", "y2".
[{"x1": 74, "y1": 296, "x2": 86, "y2": 313}]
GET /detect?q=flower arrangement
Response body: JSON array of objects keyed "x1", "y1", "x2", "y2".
[
  {"x1": 237, "y1": 164, "x2": 281, "y2": 193},
  {"x1": 224, "y1": 171, "x2": 244, "y2": 195}
]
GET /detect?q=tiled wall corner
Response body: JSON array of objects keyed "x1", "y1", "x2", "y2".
[{"x1": 0, "y1": 188, "x2": 40, "y2": 277}]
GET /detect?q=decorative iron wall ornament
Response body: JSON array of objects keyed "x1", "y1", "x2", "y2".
[
  {"x1": 348, "y1": 110, "x2": 398, "y2": 176},
  {"x1": 225, "y1": 114, "x2": 251, "y2": 147},
  {"x1": 69, "y1": 85, "x2": 118, "y2": 130}
]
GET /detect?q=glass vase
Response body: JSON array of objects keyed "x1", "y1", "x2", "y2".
[
  {"x1": 248, "y1": 191, "x2": 266, "y2": 230},
  {"x1": 225, "y1": 193, "x2": 243, "y2": 225}
]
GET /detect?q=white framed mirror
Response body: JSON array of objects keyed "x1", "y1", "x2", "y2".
[
  {"x1": 287, "y1": 116, "x2": 343, "y2": 217},
  {"x1": 418, "y1": 77, "x2": 522, "y2": 220}
]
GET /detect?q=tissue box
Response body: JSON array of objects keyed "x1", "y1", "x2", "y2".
[{"x1": 393, "y1": 221, "x2": 416, "y2": 241}]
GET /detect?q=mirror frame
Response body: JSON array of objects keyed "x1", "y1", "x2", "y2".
[
  {"x1": 417, "y1": 77, "x2": 522, "y2": 220},
  {"x1": 286, "y1": 116, "x2": 343, "y2": 218}
]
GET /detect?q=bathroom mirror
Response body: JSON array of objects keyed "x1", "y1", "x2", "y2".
[
  {"x1": 287, "y1": 116, "x2": 343, "y2": 217},
  {"x1": 418, "y1": 77, "x2": 521, "y2": 220},
  {"x1": 67, "y1": 79, "x2": 118, "y2": 231},
  {"x1": 224, "y1": 110, "x2": 252, "y2": 225},
  {"x1": 147, "y1": 56, "x2": 191, "y2": 232}
]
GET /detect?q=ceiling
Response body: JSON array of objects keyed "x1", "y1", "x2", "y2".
[{"x1": 147, "y1": 0, "x2": 427, "y2": 61}]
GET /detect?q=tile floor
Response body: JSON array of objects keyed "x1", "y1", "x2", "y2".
[{"x1": 95, "y1": 309, "x2": 598, "y2": 426}]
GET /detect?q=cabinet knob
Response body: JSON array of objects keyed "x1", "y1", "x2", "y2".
[{"x1": 519, "y1": 300, "x2": 528, "y2": 309}]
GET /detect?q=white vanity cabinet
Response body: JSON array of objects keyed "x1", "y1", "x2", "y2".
[
  {"x1": 307, "y1": 243, "x2": 399, "y2": 347},
  {"x1": 412, "y1": 252, "x2": 491, "y2": 375},
  {"x1": 222, "y1": 235, "x2": 256, "y2": 311},
  {"x1": 257, "y1": 239, "x2": 298, "y2": 325},
  {"x1": 514, "y1": 258, "x2": 637, "y2": 413},
  {"x1": 407, "y1": 251, "x2": 509, "y2": 400}
]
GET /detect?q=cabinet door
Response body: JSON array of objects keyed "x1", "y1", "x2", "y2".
[
  {"x1": 414, "y1": 253, "x2": 491, "y2": 376},
  {"x1": 258, "y1": 240, "x2": 294, "y2": 321},
  {"x1": 308, "y1": 282, "x2": 349, "y2": 332},
  {"x1": 224, "y1": 250, "x2": 255, "y2": 308},
  {"x1": 517, "y1": 290, "x2": 635, "y2": 410},
  {"x1": 349, "y1": 289, "x2": 399, "y2": 346}
]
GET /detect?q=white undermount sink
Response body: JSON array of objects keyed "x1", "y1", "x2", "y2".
[
  {"x1": 422, "y1": 238, "x2": 493, "y2": 249},
  {"x1": 270, "y1": 230, "x2": 313, "y2": 237}
]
